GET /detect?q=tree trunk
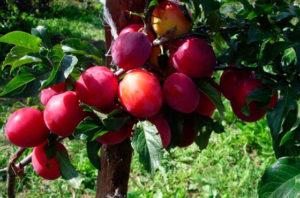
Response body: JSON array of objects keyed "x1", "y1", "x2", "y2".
[{"x1": 96, "y1": 0, "x2": 146, "y2": 197}]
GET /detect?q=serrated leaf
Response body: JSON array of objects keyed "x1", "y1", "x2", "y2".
[
  {"x1": 56, "y1": 151, "x2": 78, "y2": 180},
  {"x1": 197, "y1": 79, "x2": 225, "y2": 118},
  {"x1": 86, "y1": 141, "x2": 101, "y2": 170},
  {"x1": 258, "y1": 157, "x2": 300, "y2": 198},
  {"x1": 0, "y1": 31, "x2": 41, "y2": 52},
  {"x1": 0, "y1": 73, "x2": 36, "y2": 97},
  {"x1": 132, "y1": 121, "x2": 163, "y2": 173}
]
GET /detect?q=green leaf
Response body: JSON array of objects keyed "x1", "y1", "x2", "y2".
[
  {"x1": 280, "y1": 130, "x2": 295, "y2": 147},
  {"x1": 258, "y1": 157, "x2": 300, "y2": 198},
  {"x1": 0, "y1": 73, "x2": 36, "y2": 97},
  {"x1": 132, "y1": 121, "x2": 163, "y2": 173},
  {"x1": 56, "y1": 151, "x2": 78, "y2": 180},
  {"x1": 42, "y1": 55, "x2": 77, "y2": 88},
  {"x1": 197, "y1": 79, "x2": 225, "y2": 118},
  {"x1": 148, "y1": 0, "x2": 158, "y2": 8},
  {"x1": 0, "y1": 31, "x2": 41, "y2": 52},
  {"x1": 86, "y1": 141, "x2": 101, "y2": 170},
  {"x1": 212, "y1": 32, "x2": 229, "y2": 56},
  {"x1": 61, "y1": 38, "x2": 102, "y2": 63},
  {"x1": 10, "y1": 56, "x2": 42, "y2": 72},
  {"x1": 74, "y1": 117, "x2": 103, "y2": 141},
  {"x1": 2, "y1": 46, "x2": 37, "y2": 69},
  {"x1": 219, "y1": 2, "x2": 244, "y2": 19},
  {"x1": 282, "y1": 48, "x2": 297, "y2": 66},
  {"x1": 195, "y1": 130, "x2": 212, "y2": 150},
  {"x1": 267, "y1": 89, "x2": 296, "y2": 137},
  {"x1": 31, "y1": 26, "x2": 51, "y2": 48},
  {"x1": 247, "y1": 87, "x2": 272, "y2": 107}
]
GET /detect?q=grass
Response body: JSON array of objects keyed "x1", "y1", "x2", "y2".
[
  {"x1": 0, "y1": 102, "x2": 275, "y2": 197},
  {"x1": 0, "y1": 0, "x2": 276, "y2": 197}
]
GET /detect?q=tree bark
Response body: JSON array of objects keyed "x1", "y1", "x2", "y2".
[{"x1": 96, "y1": 0, "x2": 146, "y2": 197}]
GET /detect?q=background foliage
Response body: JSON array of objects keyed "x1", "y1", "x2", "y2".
[{"x1": 0, "y1": 0, "x2": 299, "y2": 197}]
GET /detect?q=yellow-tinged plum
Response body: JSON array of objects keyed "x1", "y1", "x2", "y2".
[
  {"x1": 170, "y1": 37, "x2": 216, "y2": 78},
  {"x1": 151, "y1": 0, "x2": 192, "y2": 37},
  {"x1": 112, "y1": 32, "x2": 152, "y2": 70},
  {"x1": 163, "y1": 73, "x2": 199, "y2": 113},
  {"x1": 118, "y1": 69, "x2": 163, "y2": 118},
  {"x1": 32, "y1": 142, "x2": 68, "y2": 180},
  {"x1": 5, "y1": 107, "x2": 49, "y2": 148},
  {"x1": 44, "y1": 91, "x2": 85, "y2": 137},
  {"x1": 40, "y1": 82, "x2": 66, "y2": 106},
  {"x1": 75, "y1": 66, "x2": 118, "y2": 111},
  {"x1": 148, "y1": 115, "x2": 171, "y2": 148},
  {"x1": 96, "y1": 123, "x2": 133, "y2": 145}
]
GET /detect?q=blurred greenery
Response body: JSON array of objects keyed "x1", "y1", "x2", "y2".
[{"x1": 0, "y1": 0, "x2": 277, "y2": 197}]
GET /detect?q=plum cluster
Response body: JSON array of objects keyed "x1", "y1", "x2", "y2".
[{"x1": 4, "y1": 0, "x2": 277, "y2": 181}]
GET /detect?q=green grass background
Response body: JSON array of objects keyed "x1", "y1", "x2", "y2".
[{"x1": 0, "y1": 0, "x2": 275, "y2": 197}]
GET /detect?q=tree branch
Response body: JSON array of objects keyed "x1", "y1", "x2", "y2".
[{"x1": 7, "y1": 148, "x2": 27, "y2": 198}]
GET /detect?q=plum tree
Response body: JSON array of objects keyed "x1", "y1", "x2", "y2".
[
  {"x1": 40, "y1": 82, "x2": 66, "y2": 106},
  {"x1": 111, "y1": 32, "x2": 152, "y2": 70},
  {"x1": 151, "y1": 0, "x2": 192, "y2": 37},
  {"x1": 170, "y1": 37, "x2": 216, "y2": 78},
  {"x1": 5, "y1": 107, "x2": 49, "y2": 148},
  {"x1": 31, "y1": 141, "x2": 68, "y2": 180},
  {"x1": 44, "y1": 91, "x2": 85, "y2": 137},
  {"x1": 148, "y1": 115, "x2": 171, "y2": 148},
  {"x1": 163, "y1": 72, "x2": 199, "y2": 113},
  {"x1": 97, "y1": 123, "x2": 133, "y2": 145},
  {"x1": 1, "y1": 0, "x2": 298, "y2": 197},
  {"x1": 75, "y1": 66, "x2": 118, "y2": 111},
  {"x1": 118, "y1": 69, "x2": 163, "y2": 118}
]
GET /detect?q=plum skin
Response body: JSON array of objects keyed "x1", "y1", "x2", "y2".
[
  {"x1": 75, "y1": 66, "x2": 118, "y2": 111},
  {"x1": 5, "y1": 107, "x2": 49, "y2": 148},
  {"x1": 148, "y1": 115, "x2": 171, "y2": 148},
  {"x1": 230, "y1": 79, "x2": 266, "y2": 122},
  {"x1": 170, "y1": 37, "x2": 216, "y2": 78},
  {"x1": 32, "y1": 142, "x2": 68, "y2": 180},
  {"x1": 118, "y1": 69, "x2": 163, "y2": 118},
  {"x1": 112, "y1": 32, "x2": 152, "y2": 71},
  {"x1": 44, "y1": 91, "x2": 85, "y2": 137},
  {"x1": 40, "y1": 82, "x2": 66, "y2": 106},
  {"x1": 163, "y1": 72, "x2": 199, "y2": 113}
]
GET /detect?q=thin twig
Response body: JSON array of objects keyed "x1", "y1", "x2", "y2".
[{"x1": 7, "y1": 148, "x2": 27, "y2": 198}]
